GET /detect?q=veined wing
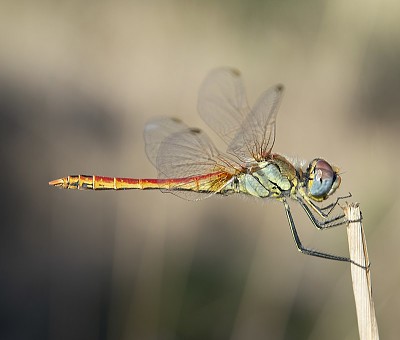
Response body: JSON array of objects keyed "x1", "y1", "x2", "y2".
[
  {"x1": 198, "y1": 68, "x2": 250, "y2": 147},
  {"x1": 228, "y1": 84, "x2": 284, "y2": 162},
  {"x1": 198, "y1": 67, "x2": 284, "y2": 163},
  {"x1": 144, "y1": 117, "x2": 241, "y2": 200},
  {"x1": 144, "y1": 117, "x2": 189, "y2": 166}
]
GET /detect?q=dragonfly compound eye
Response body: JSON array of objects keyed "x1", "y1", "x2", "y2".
[{"x1": 307, "y1": 159, "x2": 340, "y2": 200}]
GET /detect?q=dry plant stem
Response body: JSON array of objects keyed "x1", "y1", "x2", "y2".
[{"x1": 344, "y1": 203, "x2": 379, "y2": 340}]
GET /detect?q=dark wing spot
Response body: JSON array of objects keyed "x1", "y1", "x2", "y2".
[
  {"x1": 189, "y1": 127, "x2": 201, "y2": 134},
  {"x1": 171, "y1": 117, "x2": 183, "y2": 123},
  {"x1": 230, "y1": 68, "x2": 241, "y2": 77}
]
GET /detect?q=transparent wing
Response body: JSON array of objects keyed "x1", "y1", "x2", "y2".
[
  {"x1": 228, "y1": 84, "x2": 284, "y2": 162},
  {"x1": 143, "y1": 117, "x2": 239, "y2": 200},
  {"x1": 197, "y1": 67, "x2": 250, "y2": 146},
  {"x1": 198, "y1": 67, "x2": 284, "y2": 163},
  {"x1": 144, "y1": 117, "x2": 189, "y2": 166}
]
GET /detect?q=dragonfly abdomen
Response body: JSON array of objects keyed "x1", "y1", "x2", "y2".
[
  {"x1": 49, "y1": 172, "x2": 233, "y2": 192},
  {"x1": 49, "y1": 175, "x2": 165, "y2": 190}
]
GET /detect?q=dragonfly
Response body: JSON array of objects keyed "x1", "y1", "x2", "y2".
[{"x1": 49, "y1": 67, "x2": 363, "y2": 268}]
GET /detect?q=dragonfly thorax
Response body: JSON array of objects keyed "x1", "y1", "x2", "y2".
[{"x1": 237, "y1": 157, "x2": 297, "y2": 199}]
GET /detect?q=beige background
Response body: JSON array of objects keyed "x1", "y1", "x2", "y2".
[{"x1": 1, "y1": 1, "x2": 399, "y2": 339}]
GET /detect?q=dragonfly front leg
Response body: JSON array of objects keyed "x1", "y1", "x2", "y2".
[
  {"x1": 298, "y1": 197, "x2": 347, "y2": 230},
  {"x1": 318, "y1": 192, "x2": 352, "y2": 215},
  {"x1": 305, "y1": 192, "x2": 352, "y2": 218},
  {"x1": 282, "y1": 199, "x2": 366, "y2": 268}
]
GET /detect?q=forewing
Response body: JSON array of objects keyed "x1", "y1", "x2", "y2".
[
  {"x1": 227, "y1": 84, "x2": 284, "y2": 162},
  {"x1": 198, "y1": 68, "x2": 284, "y2": 163},
  {"x1": 197, "y1": 67, "x2": 250, "y2": 146}
]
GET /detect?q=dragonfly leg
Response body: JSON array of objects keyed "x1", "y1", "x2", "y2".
[
  {"x1": 306, "y1": 192, "x2": 352, "y2": 218},
  {"x1": 298, "y1": 198, "x2": 346, "y2": 230},
  {"x1": 282, "y1": 199, "x2": 367, "y2": 269},
  {"x1": 319, "y1": 192, "x2": 352, "y2": 215}
]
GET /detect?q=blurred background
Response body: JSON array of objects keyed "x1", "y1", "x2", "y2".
[{"x1": 1, "y1": 1, "x2": 399, "y2": 339}]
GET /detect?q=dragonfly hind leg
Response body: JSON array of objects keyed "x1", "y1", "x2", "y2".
[{"x1": 282, "y1": 199, "x2": 367, "y2": 269}]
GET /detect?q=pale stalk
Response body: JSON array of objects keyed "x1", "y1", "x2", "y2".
[{"x1": 344, "y1": 203, "x2": 379, "y2": 340}]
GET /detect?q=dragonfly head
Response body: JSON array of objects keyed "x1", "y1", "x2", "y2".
[{"x1": 305, "y1": 159, "x2": 341, "y2": 201}]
